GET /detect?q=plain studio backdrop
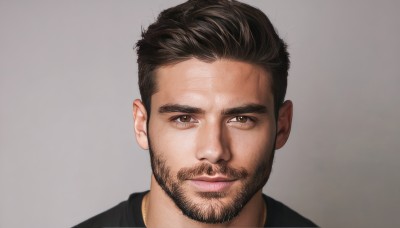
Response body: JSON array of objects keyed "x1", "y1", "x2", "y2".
[{"x1": 1, "y1": 0, "x2": 399, "y2": 227}]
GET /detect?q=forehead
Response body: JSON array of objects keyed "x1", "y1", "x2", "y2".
[{"x1": 152, "y1": 58, "x2": 273, "y2": 108}]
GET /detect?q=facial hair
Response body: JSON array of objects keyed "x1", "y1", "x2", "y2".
[{"x1": 148, "y1": 137, "x2": 275, "y2": 224}]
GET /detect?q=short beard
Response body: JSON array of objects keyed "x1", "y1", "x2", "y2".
[{"x1": 148, "y1": 138, "x2": 275, "y2": 224}]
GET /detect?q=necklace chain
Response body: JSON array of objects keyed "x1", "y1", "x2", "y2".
[{"x1": 141, "y1": 193, "x2": 148, "y2": 226}]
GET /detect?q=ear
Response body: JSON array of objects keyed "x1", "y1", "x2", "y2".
[
  {"x1": 133, "y1": 99, "x2": 149, "y2": 150},
  {"x1": 275, "y1": 100, "x2": 293, "y2": 150}
]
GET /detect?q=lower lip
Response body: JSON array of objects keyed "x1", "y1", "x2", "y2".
[{"x1": 190, "y1": 180, "x2": 235, "y2": 192}]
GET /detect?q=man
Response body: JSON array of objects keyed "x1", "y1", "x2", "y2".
[{"x1": 75, "y1": 0, "x2": 317, "y2": 227}]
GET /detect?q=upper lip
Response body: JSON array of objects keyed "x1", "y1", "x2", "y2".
[{"x1": 190, "y1": 176, "x2": 235, "y2": 182}]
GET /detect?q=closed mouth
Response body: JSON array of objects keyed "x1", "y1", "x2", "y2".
[{"x1": 189, "y1": 176, "x2": 237, "y2": 192}]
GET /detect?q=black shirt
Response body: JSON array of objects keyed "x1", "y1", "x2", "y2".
[{"x1": 74, "y1": 191, "x2": 317, "y2": 227}]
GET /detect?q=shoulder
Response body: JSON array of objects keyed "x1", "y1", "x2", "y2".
[
  {"x1": 263, "y1": 194, "x2": 318, "y2": 227},
  {"x1": 73, "y1": 191, "x2": 147, "y2": 228}
]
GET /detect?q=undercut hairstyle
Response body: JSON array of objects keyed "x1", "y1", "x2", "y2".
[{"x1": 136, "y1": 0, "x2": 290, "y2": 117}]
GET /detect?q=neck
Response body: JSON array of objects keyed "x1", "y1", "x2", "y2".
[{"x1": 143, "y1": 175, "x2": 266, "y2": 228}]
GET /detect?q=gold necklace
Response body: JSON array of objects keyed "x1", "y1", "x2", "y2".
[
  {"x1": 262, "y1": 201, "x2": 267, "y2": 225},
  {"x1": 141, "y1": 193, "x2": 148, "y2": 227}
]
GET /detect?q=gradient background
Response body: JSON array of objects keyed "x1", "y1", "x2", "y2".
[{"x1": 1, "y1": 0, "x2": 399, "y2": 227}]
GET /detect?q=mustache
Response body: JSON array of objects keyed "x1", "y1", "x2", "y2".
[{"x1": 177, "y1": 163, "x2": 248, "y2": 181}]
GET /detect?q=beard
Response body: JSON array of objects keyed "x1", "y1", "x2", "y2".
[{"x1": 148, "y1": 138, "x2": 275, "y2": 224}]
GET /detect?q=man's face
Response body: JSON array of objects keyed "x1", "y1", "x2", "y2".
[{"x1": 147, "y1": 58, "x2": 277, "y2": 223}]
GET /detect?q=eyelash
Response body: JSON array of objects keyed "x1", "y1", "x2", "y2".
[
  {"x1": 170, "y1": 115, "x2": 198, "y2": 128},
  {"x1": 227, "y1": 116, "x2": 255, "y2": 123},
  {"x1": 227, "y1": 116, "x2": 257, "y2": 129}
]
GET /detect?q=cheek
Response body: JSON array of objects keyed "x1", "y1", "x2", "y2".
[
  {"x1": 228, "y1": 126, "x2": 275, "y2": 170},
  {"x1": 148, "y1": 119, "x2": 197, "y2": 172}
]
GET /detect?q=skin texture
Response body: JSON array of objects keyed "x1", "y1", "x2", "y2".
[{"x1": 133, "y1": 58, "x2": 293, "y2": 227}]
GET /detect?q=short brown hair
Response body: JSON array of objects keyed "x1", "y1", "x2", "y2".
[{"x1": 136, "y1": 0, "x2": 290, "y2": 116}]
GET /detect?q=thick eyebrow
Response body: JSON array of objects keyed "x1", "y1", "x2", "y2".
[
  {"x1": 222, "y1": 104, "x2": 268, "y2": 115},
  {"x1": 158, "y1": 104, "x2": 205, "y2": 114}
]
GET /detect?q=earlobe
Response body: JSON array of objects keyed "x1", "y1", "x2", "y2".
[
  {"x1": 133, "y1": 99, "x2": 149, "y2": 150},
  {"x1": 275, "y1": 100, "x2": 293, "y2": 150}
]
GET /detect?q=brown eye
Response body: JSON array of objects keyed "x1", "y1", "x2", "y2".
[
  {"x1": 172, "y1": 115, "x2": 198, "y2": 128},
  {"x1": 236, "y1": 116, "x2": 248, "y2": 123},
  {"x1": 178, "y1": 115, "x2": 192, "y2": 122},
  {"x1": 227, "y1": 116, "x2": 256, "y2": 129}
]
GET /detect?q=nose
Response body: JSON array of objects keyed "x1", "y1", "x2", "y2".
[{"x1": 195, "y1": 121, "x2": 231, "y2": 163}]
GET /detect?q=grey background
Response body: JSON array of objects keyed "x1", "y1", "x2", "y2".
[{"x1": 1, "y1": 0, "x2": 399, "y2": 227}]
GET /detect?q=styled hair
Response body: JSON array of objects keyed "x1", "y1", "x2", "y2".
[{"x1": 136, "y1": 0, "x2": 290, "y2": 116}]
